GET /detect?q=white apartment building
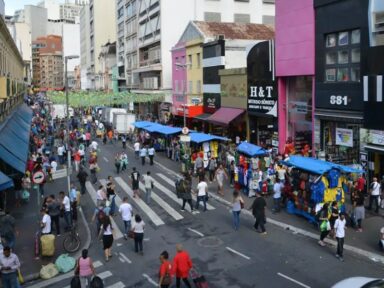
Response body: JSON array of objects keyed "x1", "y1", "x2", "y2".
[
  {"x1": 116, "y1": 0, "x2": 126, "y2": 91},
  {"x1": 117, "y1": 0, "x2": 275, "y2": 98},
  {"x1": 80, "y1": 4, "x2": 91, "y2": 90},
  {"x1": 38, "y1": 0, "x2": 87, "y2": 23},
  {"x1": 80, "y1": 0, "x2": 117, "y2": 90},
  {"x1": 24, "y1": 5, "x2": 48, "y2": 40}
]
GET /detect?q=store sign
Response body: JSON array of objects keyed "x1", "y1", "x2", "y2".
[
  {"x1": 203, "y1": 93, "x2": 220, "y2": 113},
  {"x1": 289, "y1": 101, "x2": 308, "y2": 114},
  {"x1": 369, "y1": 130, "x2": 384, "y2": 146},
  {"x1": 335, "y1": 128, "x2": 353, "y2": 147},
  {"x1": 247, "y1": 41, "x2": 277, "y2": 117}
]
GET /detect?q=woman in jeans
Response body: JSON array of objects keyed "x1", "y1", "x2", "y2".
[
  {"x1": 232, "y1": 190, "x2": 244, "y2": 230},
  {"x1": 132, "y1": 214, "x2": 145, "y2": 255},
  {"x1": 75, "y1": 249, "x2": 95, "y2": 287}
]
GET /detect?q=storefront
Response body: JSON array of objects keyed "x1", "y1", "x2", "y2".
[{"x1": 247, "y1": 40, "x2": 277, "y2": 148}]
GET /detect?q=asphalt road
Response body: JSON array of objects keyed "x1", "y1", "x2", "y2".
[{"x1": 25, "y1": 140, "x2": 384, "y2": 288}]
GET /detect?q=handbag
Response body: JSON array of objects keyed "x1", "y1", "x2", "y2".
[
  {"x1": 128, "y1": 230, "x2": 135, "y2": 239},
  {"x1": 17, "y1": 269, "x2": 24, "y2": 284},
  {"x1": 162, "y1": 264, "x2": 172, "y2": 285},
  {"x1": 240, "y1": 200, "x2": 244, "y2": 209}
]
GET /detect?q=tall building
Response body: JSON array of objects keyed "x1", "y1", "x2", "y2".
[
  {"x1": 80, "y1": 4, "x2": 91, "y2": 90},
  {"x1": 24, "y1": 5, "x2": 48, "y2": 40},
  {"x1": 38, "y1": 0, "x2": 87, "y2": 23},
  {"x1": 117, "y1": 0, "x2": 275, "y2": 98},
  {"x1": 32, "y1": 35, "x2": 63, "y2": 89},
  {"x1": 0, "y1": 0, "x2": 4, "y2": 18},
  {"x1": 115, "y1": 0, "x2": 126, "y2": 91},
  {"x1": 80, "y1": 0, "x2": 116, "y2": 90}
]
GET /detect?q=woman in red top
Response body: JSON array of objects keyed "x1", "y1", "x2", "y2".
[
  {"x1": 158, "y1": 250, "x2": 172, "y2": 288},
  {"x1": 172, "y1": 244, "x2": 192, "y2": 288}
]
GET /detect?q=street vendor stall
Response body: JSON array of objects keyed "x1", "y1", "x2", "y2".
[{"x1": 281, "y1": 156, "x2": 363, "y2": 224}]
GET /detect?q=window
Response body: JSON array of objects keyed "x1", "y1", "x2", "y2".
[
  {"x1": 262, "y1": 15, "x2": 275, "y2": 26},
  {"x1": 188, "y1": 55, "x2": 192, "y2": 68},
  {"x1": 324, "y1": 30, "x2": 360, "y2": 83},
  {"x1": 369, "y1": 6, "x2": 384, "y2": 46},
  {"x1": 263, "y1": 0, "x2": 275, "y2": 3},
  {"x1": 175, "y1": 57, "x2": 179, "y2": 69},
  {"x1": 204, "y1": 12, "x2": 221, "y2": 22},
  {"x1": 188, "y1": 81, "x2": 193, "y2": 93},
  {"x1": 196, "y1": 80, "x2": 201, "y2": 94},
  {"x1": 174, "y1": 80, "x2": 178, "y2": 93},
  {"x1": 196, "y1": 53, "x2": 201, "y2": 68},
  {"x1": 235, "y1": 0, "x2": 249, "y2": 2},
  {"x1": 234, "y1": 13, "x2": 250, "y2": 23}
]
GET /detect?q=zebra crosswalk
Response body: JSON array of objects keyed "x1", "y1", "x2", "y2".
[{"x1": 85, "y1": 172, "x2": 217, "y2": 230}]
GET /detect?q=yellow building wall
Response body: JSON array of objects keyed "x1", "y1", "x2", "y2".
[
  {"x1": 0, "y1": 77, "x2": 6, "y2": 99},
  {"x1": 186, "y1": 39, "x2": 203, "y2": 106}
]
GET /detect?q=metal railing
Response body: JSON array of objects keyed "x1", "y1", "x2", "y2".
[{"x1": 0, "y1": 93, "x2": 24, "y2": 122}]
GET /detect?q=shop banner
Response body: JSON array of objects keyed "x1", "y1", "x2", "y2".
[
  {"x1": 203, "y1": 93, "x2": 221, "y2": 114},
  {"x1": 335, "y1": 128, "x2": 353, "y2": 147},
  {"x1": 369, "y1": 130, "x2": 384, "y2": 146}
]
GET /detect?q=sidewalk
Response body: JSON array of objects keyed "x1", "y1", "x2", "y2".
[
  {"x1": 151, "y1": 149, "x2": 384, "y2": 261},
  {"x1": 10, "y1": 173, "x2": 90, "y2": 283}
]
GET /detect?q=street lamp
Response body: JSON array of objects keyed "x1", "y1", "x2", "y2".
[
  {"x1": 175, "y1": 62, "x2": 191, "y2": 128},
  {"x1": 65, "y1": 55, "x2": 79, "y2": 193}
]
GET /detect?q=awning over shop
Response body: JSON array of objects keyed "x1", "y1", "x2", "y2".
[
  {"x1": 281, "y1": 156, "x2": 364, "y2": 175},
  {"x1": 0, "y1": 105, "x2": 32, "y2": 173},
  {"x1": 193, "y1": 113, "x2": 211, "y2": 121},
  {"x1": 135, "y1": 122, "x2": 182, "y2": 135},
  {"x1": 206, "y1": 107, "x2": 244, "y2": 125},
  {"x1": 189, "y1": 132, "x2": 228, "y2": 144},
  {"x1": 0, "y1": 172, "x2": 14, "y2": 191},
  {"x1": 237, "y1": 142, "x2": 267, "y2": 157},
  {"x1": 133, "y1": 121, "x2": 155, "y2": 129}
]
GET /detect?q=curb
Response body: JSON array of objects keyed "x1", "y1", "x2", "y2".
[
  {"x1": 208, "y1": 192, "x2": 384, "y2": 264},
  {"x1": 24, "y1": 206, "x2": 92, "y2": 286}
]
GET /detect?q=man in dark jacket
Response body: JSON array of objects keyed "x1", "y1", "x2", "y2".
[
  {"x1": 77, "y1": 167, "x2": 88, "y2": 195},
  {"x1": 251, "y1": 191, "x2": 267, "y2": 234}
]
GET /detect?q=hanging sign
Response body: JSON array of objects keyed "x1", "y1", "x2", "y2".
[{"x1": 335, "y1": 128, "x2": 353, "y2": 147}]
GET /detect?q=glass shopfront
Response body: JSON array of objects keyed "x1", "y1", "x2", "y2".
[{"x1": 287, "y1": 76, "x2": 313, "y2": 153}]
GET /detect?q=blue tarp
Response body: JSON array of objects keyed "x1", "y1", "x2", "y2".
[
  {"x1": 281, "y1": 156, "x2": 364, "y2": 175},
  {"x1": 155, "y1": 125, "x2": 182, "y2": 135},
  {"x1": 0, "y1": 172, "x2": 14, "y2": 191},
  {"x1": 133, "y1": 121, "x2": 154, "y2": 129},
  {"x1": 189, "y1": 132, "x2": 228, "y2": 144},
  {"x1": 237, "y1": 142, "x2": 267, "y2": 157},
  {"x1": 137, "y1": 122, "x2": 182, "y2": 135}
]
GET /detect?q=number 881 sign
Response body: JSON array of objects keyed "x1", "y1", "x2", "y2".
[{"x1": 330, "y1": 95, "x2": 348, "y2": 106}]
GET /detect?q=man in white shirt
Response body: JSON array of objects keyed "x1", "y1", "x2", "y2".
[
  {"x1": 57, "y1": 144, "x2": 65, "y2": 165},
  {"x1": 96, "y1": 185, "x2": 107, "y2": 207},
  {"x1": 40, "y1": 209, "x2": 51, "y2": 235},
  {"x1": 91, "y1": 140, "x2": 98, "y2": 151},
  {"x1": 134, "y1": 141, "x2": 140, "y2": 159},
  {"x1": 119, "y1": 197, "x2": 133, "y2": 240},
  {"x1": 60, "y1": 191, "x2": 72, "y2": 230},
  {"x1": 334, "y1": 213, "x2": 346, "y2": 262},
  {"x1": 0, "y1": 246, "x2": 21, "y2": 286},
  {"x1": 195, "y1": 179, "x2": 208, "y2": 212},
  {"x1": 368, "y1": 177, "x2": 381, "y2": 213},
  {"x1": 140, "y1": 146, "x2": 147, "y2": 166},
  {"x1": 143, "y1": 171, "x2": 154, "y2": 204},
  {"x1": 273, "y1": 179, "x2": 283, "y2": 213},
  {"x1": 148, "y1": 146, "x2": 155, "y2": 166}
]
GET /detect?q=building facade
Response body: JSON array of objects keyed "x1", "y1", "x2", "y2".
[
  {"x1": 275, "y1": 0, "x2": 315, "y2": 155},
  {"x1": 80, "y1": 4, "x2": 90, "y2": 89},
  {"x1": 115, "y1": 0, "x2": 126, "y2": 91},
  {"x1": 97, "y1": 41, "x2": 116, "y2": 91},
  {"x1": 32, "y1": 35, "x2": 63, "y2": 89},
  {"x1": 0, "y1": 15, "x2": 25, "y2": 99}
]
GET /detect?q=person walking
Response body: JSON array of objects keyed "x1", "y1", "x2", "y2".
[
  {"x1": 208, "y1": 156, "x2": 216, "y2": 183},
  {"x1": 40, "y1": 208, "x2": 52, "y2": 235},
  {"x1": 99, "y1": 216, "x2": 114, "y2": 262},
  {"x1": 134, "y1": 141, "x2": 140, "y2": 159},
  {"x1": 106, "y1": 177, "x2": 116, "y2": 216},
  {"x1": 143, "y1": 171, "x2": 154, "y2": 204},
  {"x1": 250, "y1": 191, "x2": 267, "y2": 235},
  {"x1": 158, "y1": 251, "x2": 172, "y2": 288},
  {"x1": 329, "y1": 201, "x2": 339, "y2": 238},
  {"x1": 353, "y1": 187, "x2": 365, "y2": 232},
  {"x1": 121, "y1": 134, "x2": 127, "y2": 149},
  {"x1": 96, "y1": 186, "x2": 107, "y2": 207},
  {"x1": 368, "y1": 177, "x2": 381, "y2": 213},
  {"x1": 172, "y1": 244, "x2": 192, "y2": 288},
  {"x1": 92, "y1": 203, "x2": 107, "y2": 235},
  {"x1": 132, "y1": 214, "x2": 145, "y2": 255},
  {"x1": 77, "y1": 167, "x2": 88, "y2": 195},
  {"x1": 140, "y1": 146, "x2": 147, "y2": 166},
  {"x1": 318, "y1": 203, "x2": 330, "y2": 246},
  {"x1": 214, "y1": 164, "x2": 228, "y2": 196},
  {"x1": 89, "y1": 160, "x2": 98, "y2": 184},
  {"x1": 148, "y1": 146, "x2": 155, "y2": 166},
  {"x1": 272, "y1": 178, "x2": 283, "y2": 213},
  {"x1": 75, "y1": 249, "x2": 96, "y2": 288},
  {"x1": 0, "y1": 211, "x2": 16, "y2": 249},
  {"x1": 131, "y1": 168, "x2": 141, "y2": 198},
  {"x1": 0, "y1": 246, "x2": 21, "y2": 288},
  {"x1": 334, "y1": 213, "x2": 347, "y2": 262},
  {"x1": 69, "y1": 184, "x2": 78, "y2": 221},
  {"x1": 60, "y1": 191, "x2": 72, "y2": 230},
  {"x1": 195, "y1": 178, "x2": 208, "y2": 212},
  {"x1": 119, "y1": 197, "x2": 133, "y2": 240},
  {"x1": 180, "y1": 173, "x2": 195, "y2": 213},
  {"x1": 46, "y1": 195, "x2": 61, "y2": 236},
  {"x1": 232, "y1": 191, "x2": 244, "y2": 231}
]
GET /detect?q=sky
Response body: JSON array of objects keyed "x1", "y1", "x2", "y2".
[{"x1": 4, "y1": 0, "x2": 68, "y2": 16}]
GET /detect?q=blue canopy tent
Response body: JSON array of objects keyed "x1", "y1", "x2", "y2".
[
  {"x1": 143, "y1": 124, "x2": 182, "y2": 135},
  {"x1": 236, "y1": 142, "x2": 268, "y2": 157},
  {"x1": 281, "y1": 156, "x2": 364, "y2": 175},
  {"x1": 189, "y1": 132, "x2": 228, "y2": 144},
  {"x1": 133, "y1": 121, "x2": 155, "y2": 129},
  {"x1": 0, "y1": 172, "x2": 14, "y2": 191}
]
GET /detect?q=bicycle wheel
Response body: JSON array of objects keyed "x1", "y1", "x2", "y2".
[{"x1": 63, "y1": 233, "x2": 81, "y2": 253}]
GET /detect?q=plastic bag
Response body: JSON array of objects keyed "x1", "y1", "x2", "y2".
[
  {"x1": 320, "y1": 220, "x2": 331, "y2": 232},
  {"x1": 55, "y1": 254, "x2": 76, "y2": 273},
  {"x1": 41, "y1": 234, "x2": 55, "y2": 257},
  {"x1": 40, "y1": 263, "x2": 59, "y2": 279}
]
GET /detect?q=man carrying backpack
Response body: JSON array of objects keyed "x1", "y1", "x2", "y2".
[{"x1": 92, "y1": 203, "x2": 108, "y2": 235}]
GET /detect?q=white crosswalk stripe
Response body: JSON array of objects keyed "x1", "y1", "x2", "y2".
[
  {"x1": 114, "y1": 177, "x2": 164, "y2": 226},
  {"x1": 107, "y1": 282, "x2": 125, "y2": 288},
  {"x1": 156, "y1": 173, "x2": 215, "y2": 210},
  {"x1": 85, "y1": 181, "x2": 123, "y2": 240},
  {"x1": 138, "y1": 182, "x2": 183, "y2": 221}
]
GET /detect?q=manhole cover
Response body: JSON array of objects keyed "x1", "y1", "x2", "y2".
[{"x1": 197, "y1": 236, "x2": 223, "y2": 248}]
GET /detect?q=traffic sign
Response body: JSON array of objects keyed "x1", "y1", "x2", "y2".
[
  {"x1": 32, "y1": 171, "x2": 45, "y2": 184},
  {"x1": 179, "y1": 135, "x2": 191, "y2": 142},
  {"x1": 182, "y1": 127, "x2": 189, "y2": 135}
]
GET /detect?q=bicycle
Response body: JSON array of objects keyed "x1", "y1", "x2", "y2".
[{"x1": 63, "y1": 224, "x2": 81, "y2": 253}]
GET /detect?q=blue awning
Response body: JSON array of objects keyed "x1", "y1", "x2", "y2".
[
  {"x1": 189, "y1": 132, "x2": 229, "y2": 144},
  {"x1": 237, "y1": 142, "x2": 268, "y2": 157},
  {"x1": 15, "y1": 104, "x2": 33, "y2": 124},
  {"x1": 0, "y1": 172, "x2": 14, "y2": 191},
  {"x1": 281, "y1": 156, "x2": 364, "y2": 175},
  {"x1": 145, "y1": 124, "x2": 182, "y2": 135},
  {"x1": 0, "y1": 145, "x2": 26, "y2": 173},
  {"x1": 133, "y1": 121, "x2": 155, "y2": 129}
]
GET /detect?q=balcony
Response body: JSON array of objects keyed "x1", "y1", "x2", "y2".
[{"x1": 139, "y1": 57, "x2": 161, "y2": 67}]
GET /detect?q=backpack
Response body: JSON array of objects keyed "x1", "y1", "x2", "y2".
[
  {"x1": 97, "y1": 208, "x2": 106, "y2": 222},
  {"x1": 175, "y1": 179, "x2": 185, "y2": 198}
]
